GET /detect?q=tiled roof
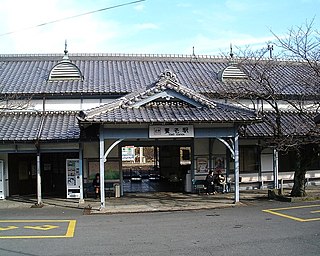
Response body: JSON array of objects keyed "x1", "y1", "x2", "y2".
[
  {"x1": 82, "y1": 103, "x2": 258, "y2": 124},
  {"x1": 79, "y1": 70, "x2": 258, "y2": 124},
  {"x1": 245, "y1": 111, "x2": 320, "y2": 137},
  {"x1": 0, "y1": 54, "x2": 318, "y2": 97},
  {"x1": 0, "y1": 111, "x2": 80, "y2": 142}
]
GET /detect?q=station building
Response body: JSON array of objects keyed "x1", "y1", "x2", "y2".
[{"x1": 0, "y1": 50, "x2": 319, "y2": 206}]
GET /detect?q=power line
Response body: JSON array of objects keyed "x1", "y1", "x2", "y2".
[{"x1": 0, "y1": 0, "x2": 146, "y2": 37}]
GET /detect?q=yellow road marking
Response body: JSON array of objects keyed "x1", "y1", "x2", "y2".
[
  {"x1": 0, "y1": 220, "x2": 76, "y2": 239},
  {"x1": 24, "y1": 225, "x2": 59, "y2": 231},
  {"x1": 0, "y1": 220, "x2": 73, "y2": 223},
  {"x1": 65, "y1": 220, "x2": 76, "y2": 237},
  {"x1": 263, "y1": 204, "x2": 320, "y2": 222},
  {"x1": 263, "y1": 204, "x2": 320, "y2": 211},
  {"x1": 263, "y1": 209, "x2": 305, "y2": 222},
  {"x1": 0, "y1": 226, "x2": 18, "y2": 231}
]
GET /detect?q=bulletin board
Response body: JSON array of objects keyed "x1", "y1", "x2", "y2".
[{"x1": 88, "y1": 158, "x2": 120, "y2": 181}]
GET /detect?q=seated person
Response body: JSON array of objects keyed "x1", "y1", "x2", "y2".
[
  {"x1": 205, "y1": 170, "x2": 216, "y2": 195},
  {"x1": 92, "y1": 173, "x2": 100, "y2": 199},
  {"x1": 214, "y1": 170, "x2": 227, "y2": 193}
]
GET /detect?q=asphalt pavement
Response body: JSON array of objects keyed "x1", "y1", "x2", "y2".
[{"x1": 1, "y1": 186, "x2": 319, "y2": 214}]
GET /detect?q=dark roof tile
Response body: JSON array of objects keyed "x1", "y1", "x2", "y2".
[
  {"x1": 84, "y1": 104, "x2": 256, "y2": 124},
  {"x1": 0, "y1": 54, "x2": 317, "y2": 97},
  {"x1": 246, "y1": 111, "x2": 320, "y2": 137},
  {"x1": 0, "y1": 111, "x2": 80, "y2": 142}
]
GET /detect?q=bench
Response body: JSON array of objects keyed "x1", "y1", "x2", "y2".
[
  {"x1": 228, "y1": 177, "x2": 263, "y2": 191},
  {"x1": 105, "y1": 182, "x2": 115, "y2": 197},
  {"x1": 193, "y1": 180, "x2": 207, "y2": 194},
  {"x1": 84, "y1": 182, "x2": 116, "y2": 198},
  {"x1": 84, "y1": 183, "x2": 95, "y2": 198}
]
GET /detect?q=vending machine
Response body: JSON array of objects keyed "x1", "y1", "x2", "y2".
[{"x1": 66, "y1": 159, "x2": 81, "y2": 199}]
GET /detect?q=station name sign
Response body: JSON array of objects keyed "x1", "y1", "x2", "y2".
[{"x1": 149, "y1": 125, "x2": 194, "y2": 138}]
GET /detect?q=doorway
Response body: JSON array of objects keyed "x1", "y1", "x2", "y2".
[
  {"x1": 122, "y1": 144, "x2": 191, "y2": 193},
  {"x1": 8, "y1": 152, "x2": 78, "y2": 197}
]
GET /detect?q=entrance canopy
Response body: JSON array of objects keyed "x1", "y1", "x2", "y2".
[{"x1": 77, "y1": 70, "x2": 261, "y2": 208}]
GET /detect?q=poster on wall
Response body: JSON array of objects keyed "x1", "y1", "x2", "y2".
[
  {"x1": 66, "y1": 159, "x2": 81, "y2": 199},
  {"x1": 213, "y1": 155, "x2": 226, "y2": 174},
  {"x1": 196, "y1": 157, "x2": 208, "y2": 174},
  {"x1": 122, "y1": 146, "x2": 135, "y2": 162}
]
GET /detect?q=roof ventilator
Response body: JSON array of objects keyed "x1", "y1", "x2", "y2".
[{"x1": 48, "y1": 41, "x2": 83, "y2": 81}]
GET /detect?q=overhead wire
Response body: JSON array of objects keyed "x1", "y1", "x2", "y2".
[{"x1": 0, "y1": 0, "x2": 146, "y2": 37}]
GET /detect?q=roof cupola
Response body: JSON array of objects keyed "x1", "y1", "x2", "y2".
[{"x1": 48, "y1": 41, "x2": 83, "y2": 81}]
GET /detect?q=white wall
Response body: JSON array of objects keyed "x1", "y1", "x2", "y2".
[
  {"x1": 0, "y1": 154, "x2": 8, "y2": 198},
  {"x1": 5, "y1": 98, "x2": 117, "y2": 112},
  {"x1": 3, "y1": 97, "x2": 318, "y2": 113}
]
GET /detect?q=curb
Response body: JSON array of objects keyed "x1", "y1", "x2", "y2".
[
  {"x1": 268, "y1": 189, "x2": 320, "y2": 202},
  {"x1": 89, "y1": 203, "x2": 239, "y2": 215}
]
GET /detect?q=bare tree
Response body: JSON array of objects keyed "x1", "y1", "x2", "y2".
[
  {"x1": 273, "y1": 20, "x2": 320, "y2": 196},
  {"x1": 225, "y1": 20, "x2": 320, "y2": 197},
  {"x1": 0, "y1": 96, "x2": 32, "y2": 113}
]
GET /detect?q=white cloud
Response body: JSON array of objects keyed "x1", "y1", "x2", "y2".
[
  {"x1": 0, "y1": 0, "x2": 123, "y2": 53},
  {"x1": 0, "y1": 0, "x2": 305, "y2": 55},
  {"x1": 134, "y1": 4, "x2": 145, "y2": 11}
]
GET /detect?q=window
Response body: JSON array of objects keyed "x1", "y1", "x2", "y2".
[{"x1": 239, "y1": 146, "x2": 259, "y2": 173}]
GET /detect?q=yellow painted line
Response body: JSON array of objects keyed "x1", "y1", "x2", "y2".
[
  {"x1": 0, "y1": 235, "x2": 74, "y2": 239},
  {"x1": 0, "y1": 226, "x2": 18, "y2": 231},
  {"x1": 263, "y1": 204, "x2": 320, "y2": 211},
  {"x1": 263, "y1": 204, "x2": 320, "y2": 222},
  {"x1": 263, "y1": 209, "x2": 305, "y2": 222},
  {"x1": 310, "y1": 210, "x2": 320, "y2": 214},
  {"x1": 65, "y1": 220, "x2": 76, "y2": 238},
  {"x1": 0, "y1": 220, "x2": 76, "y2": 239},
  {"x1": 0, "y1": 220, "x2": 73, "y2": 223},
  {"x1": 24, "y1": 225, "x2": 59, "y2": 231}
]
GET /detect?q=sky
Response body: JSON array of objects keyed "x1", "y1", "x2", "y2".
[{"x1": 0, "y1": 0, "x2": 319, "y2": 56}]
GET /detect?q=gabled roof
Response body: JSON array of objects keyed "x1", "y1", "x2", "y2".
[
  {"x1": 0, "y1": 111, "x2": 80, "y2": 142},
  {"x1": 78, "y1": 70, "x2": 258, "y2": 124}
]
